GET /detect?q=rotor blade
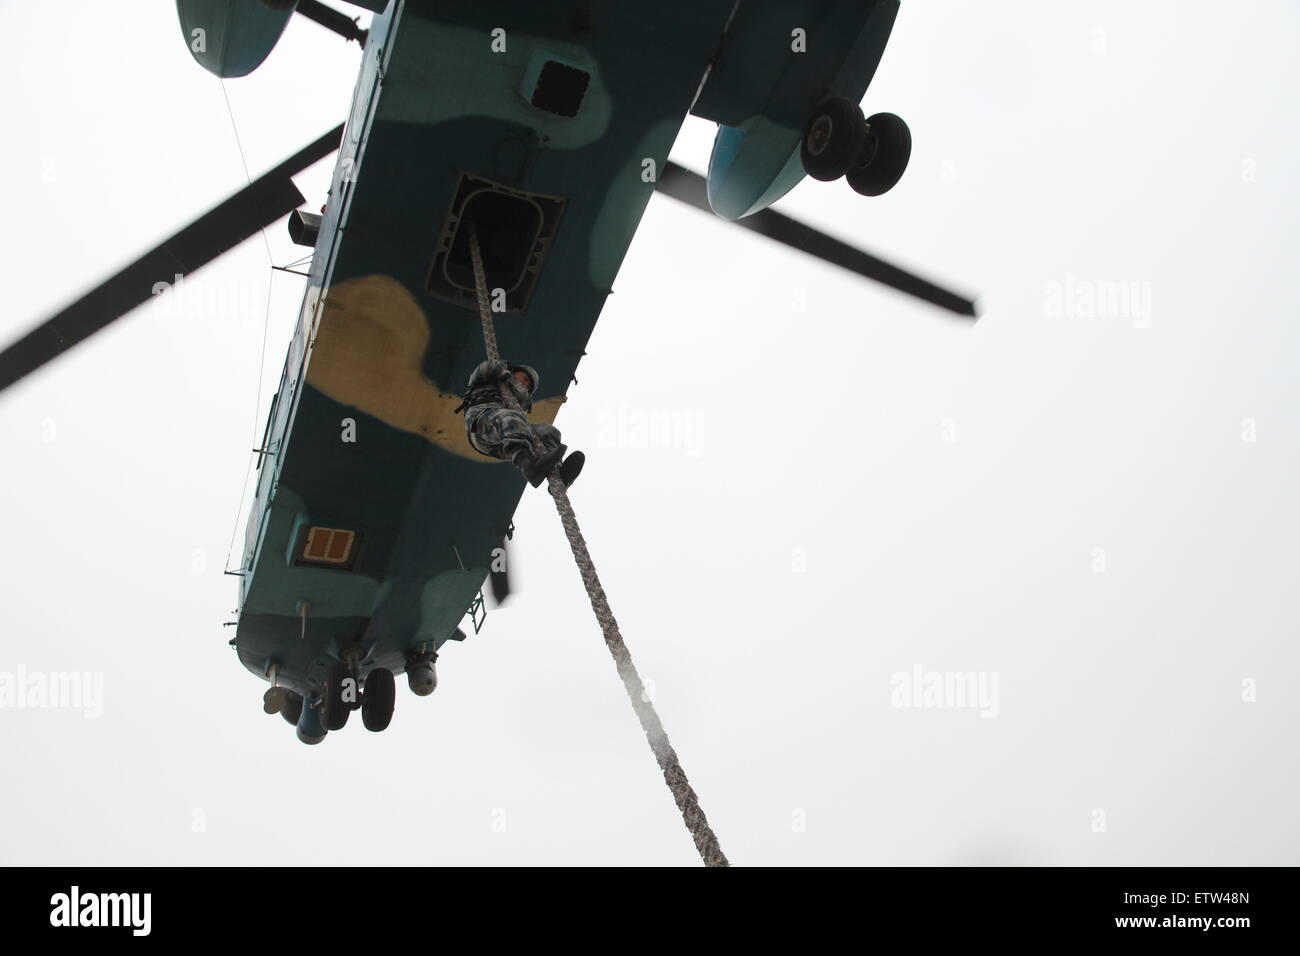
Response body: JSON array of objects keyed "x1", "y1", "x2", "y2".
[
  {"x1": 656, "y1": 161, "x2": 978, "y2": 318},
  {"x1": 0, "y1": 123, "x2": 345, "y2": 393}
]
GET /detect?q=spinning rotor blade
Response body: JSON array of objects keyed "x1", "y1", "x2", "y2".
[
  {"x1": 656, "y1": 161, "x2": 978, "y2": 318},
  {"x1": 0, "y1": 123, "x2": 346, "y2": 393}
]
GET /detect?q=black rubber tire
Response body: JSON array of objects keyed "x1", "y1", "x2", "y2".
[
  {"x1": 321, "y1": 663, "x2": 351, "y2": 731},
  {"x1": 847, "y1": 112, "x2": 912, "y2": 197},
  {"x1": 280, "y1": 692, "x2": 304, "y2": 727},
  {"x1": 362, "y1": 668, "x2": 396, "y2": 732},
  {"x1": 801, "y1": 97, "x2": 867, "y2": 182}
]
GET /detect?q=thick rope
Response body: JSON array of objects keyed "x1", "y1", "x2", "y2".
[
  {"x1": 470, "y1": 221, "x2": 502, "y2": 364},
  {"x1": 468, "y1": 221, "x2": 729, "y2": 867}
]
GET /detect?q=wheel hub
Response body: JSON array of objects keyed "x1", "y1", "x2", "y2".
[
  {"x1": 806, "y1": 115, "x2": 833, "y2": 157},
  {"x1": 855, "y1": 131, "x2": 880, "y2": 171}
]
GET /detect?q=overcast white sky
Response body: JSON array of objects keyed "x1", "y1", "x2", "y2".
[{"x1": 1, "y1": 1, "x2": 1297, "y2": 866}]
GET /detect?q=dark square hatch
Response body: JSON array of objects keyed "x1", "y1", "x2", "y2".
[{"x1": 531, "y1": 60, "x2": 590, "y2": 117}]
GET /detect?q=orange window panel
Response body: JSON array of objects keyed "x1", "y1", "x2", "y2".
[{"x1": 303, "y1": 527, "x2": 355, "y2": 565}]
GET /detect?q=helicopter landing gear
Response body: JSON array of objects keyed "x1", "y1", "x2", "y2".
[
  {"x1": 320, "y1": 661, "x2": 352, "y2": 731},
  {"x1": 801, "y1": 97, "x2": 867, "y2": 182},
  {"x1": 362, "y1": 667, "x2": 396, "y2": 732},
  {"x1": 267, "y1": 653, "x2": 429, "y2": 742},
  {"x1": 847, "y1": 112, "x2": 912, "y2": 197},
  {"x1": 801, "y1": 98, "x2": 912, "y2": 196}
]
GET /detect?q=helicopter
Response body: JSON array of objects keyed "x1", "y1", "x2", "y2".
[{"x1": 0, "y1": 0, "x2": 975, "y2": 744}]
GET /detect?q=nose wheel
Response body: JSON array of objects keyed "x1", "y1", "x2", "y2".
[
  {"x1": 801, "y1": 97, "x2": 867, "y2": 182},
  {"x1": 847, "y1": 112, "x2": 912, "y2": 197},
  {"x1": 801, "y1": 98, "x2": 911, "y2": 197}
]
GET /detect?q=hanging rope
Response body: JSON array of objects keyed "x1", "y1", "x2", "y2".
[{"x1": 468, "y1": 221, "x2": 729, "y2": 867}]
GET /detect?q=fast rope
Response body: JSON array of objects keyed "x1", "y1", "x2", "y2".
[{"x1": 468, "y1": 221, "x2": 729, "y2": 867}]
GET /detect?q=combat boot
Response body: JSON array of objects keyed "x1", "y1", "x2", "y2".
[
  {"x1": 525, "y1": 444, "x2": 565, "y2": 486},
  {"x1": 512, "y1": 445, "x2": 564, "y2": 488},
  {"x1": 559, "y1": 451, "x2": 585, "y2": 488}
]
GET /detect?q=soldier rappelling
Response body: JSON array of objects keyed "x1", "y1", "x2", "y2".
[{"x1": 455, "y1": 359, "x2": 585, "y2": 488}]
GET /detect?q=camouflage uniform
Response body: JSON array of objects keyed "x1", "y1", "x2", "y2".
[{"x1": 457, "y1": 359, "x2": 563, "y2": 463}]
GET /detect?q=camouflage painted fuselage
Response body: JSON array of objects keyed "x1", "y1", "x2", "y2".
[{"x1": 232, "y1": 0, "x2": 738, "y2": 697}]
